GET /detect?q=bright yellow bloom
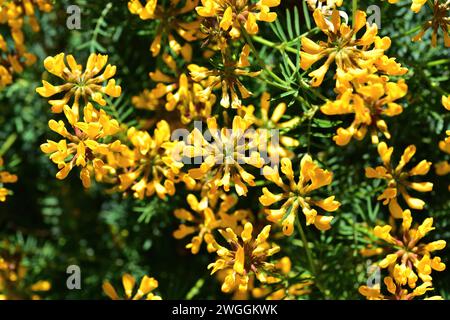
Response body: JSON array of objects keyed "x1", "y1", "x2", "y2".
[
  {"x1": 128, "y1": 0, "x2": 201, "y2": 59},
  {"x1": 181, "y1": 115, "x2": 265, "y2": 196},
  {"x1": 0, "y1": 0, "x2": 53, "y2": 88},
  {"x1": 206, "y1": 222, "x2": 280, "y2": 293},
  {"x1": 196, "y1": 0, "x2": 280, "y2": 39},
  {"x1": 188, "y1": 44, "x2": 261, "y2": 109},
  {"x1": 36, "y1": 53, "x2": 122, "y2": 114},
  {"x1": 321, "y1": 76, "x2": 408, "y2": 145},
  {"x1": 102, "y1": 273, "x2": 161, "y2": 300},
  {"x1": 173, "y1": 192, "x2": 250, "y2": 254},
  {"x1": 40, "y1": 103, "x2": 122, "y2": 188},
  {"x1": 412, "y1": 0, "x2": 450, "y2": 47},
  {"x1": 0, "y1": 156, "x2": 18, "y2": 202},
  {"x1": 366, "y1": 142, "x2": 433, "y2": 218},
  {"x1": 116, "y1": 120, "x2": 195, "y2": 199},
  {"x1": 259, "y1": 155, "x2": 340, "y2": 235},
  {"x1": 372, "y1": 210, "x2": 445, "y2": 284},
  {"x1": 300, "y1": 9, "x2": 407, "y2": 87}
]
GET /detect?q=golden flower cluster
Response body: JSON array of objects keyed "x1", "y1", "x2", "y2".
[{"x1": 0, "y1": 0, "x2": 53, "y2": 88}]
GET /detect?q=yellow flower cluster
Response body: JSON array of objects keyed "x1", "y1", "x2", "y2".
[
  {"x1": 0, "y1": 156, "x2": 17, "y2": 202},
  {"x1": 359, "y1": 209, "x2": 446, "y2": 300},
  {"x1": 0, "y1": 0, "x2": 53, "y2": 88},
  {"x1": 365, "y1": 142, "x2": 433, "y2": 218},
  {"x1": 301, "y1": 9, "x2": 408, "y2": 145},
  {"x1": 103, "y1": 273, "x2": 161, "y2": 300}
]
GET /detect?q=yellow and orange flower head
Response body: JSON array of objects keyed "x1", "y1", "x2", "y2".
[
  {"x1": 321, "y1": 77, "x2": 408, "y2": 146},
  {"x1": 102, "y1": 273, "x2": 161, "y2": 300},
  {"x1": 196, "y1": 0, "x2": 280, "y2": 40},
  {"x1": 173, "y1": 193, "x2": 250, "y2": 254},
  {"x1": 259, "y1": 155, "x2": 340, "y2": 236},
  {"x1": 132, "y1": 53, "x2": 216, "y2": 124},
  {"x1": 36, "y1": 53, "x2": 122, "y2": 115},
  {"x1": 300, "y1": 9, "x2": 407, "y2": 88},
  {"x1": 388, "y1": 0, "x2": 430, "y2": 14},
  {"x1": 180, "y1": 115, "x2": 265, "y2": 196},
  {"x1": 128, "y1": 0, "x2": 201, "y2": 59},
  {"x1": 306, "y1": 0, "x2": 343, "y2": 15},
  {"x1": 0, "y1": 156, "x2": 18, "y2": 202},
  {"x1": 359, "y1": 210, "x2": 445, "y2": 300},
  {"x1": 365, "y1": 142, "x2": 433, "y2": 218},
  {"x1": 116, "y1": 120, "x2": 194, "y2": 200},
  {"x1": 40, "y1": 103, "x2": 123, "y2": 188},
  {"x1": 189, "y1": 44, "x2": 261, "y2": 109},
  {"x1": 0, "y1": 0, "x2": 53, "y2": 88},
  {"x1": 206, "y1": 222, "x2": 280, "y2": 293}
]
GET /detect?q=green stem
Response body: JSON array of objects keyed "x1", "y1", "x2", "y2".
[
  {"x1": 352, "y1": 0, "x2": 358, "y2": 27},
  {"x1": 295, "y1": 217, "x2": 316, "y2": 275}
]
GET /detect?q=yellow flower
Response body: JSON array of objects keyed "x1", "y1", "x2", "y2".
[
  {"x1": 369, "y1": 210, "x2": 446, "y2": 286},
  {"x1": 128, "y1": 0, "x2": 200, "y2": 59},
  {"x1": 365, "y1": 142, "x2": 433, "y2": 218},
  {"x1": 206, "y1": 222, "x2": 280, "y2": 293},
  {"x1": 36, "y1": 53, "x2": 122, "y2": 114},
  {"x1": 306, "y1": 0, "x2": 343, "y2": 15},
  {"x1": 116, "y1": 120, "x2": 195, "y2": 199},
  {"x1": 188, "y1": 44, "x2": 261, "y2": 109},
  {"x1": 181, "y1": 115, "x2": 265, "y2": 196},
  {"x1": 259, "y1": 155, "x2": 340, "y2": 235},
  {"x1": 173, "y1": 192, "x2": 250, "y2": 254},
  {"x1": 411, "y1": 0, "x2": 450, "y2": 47},
  {"x1": 436, "y1": 95, "x2": 450, "y2": 190},
  {"x1": 196, "y1": 0, "x2": 280, "y2": 39},
  {"x1": 300, "y1": 9, "x2": 407, "y2": 87},
  {"x1": 0, "y1": 0, "x2": 53, "y2": 88},
  {"x1": 40, "y1": 103, "x2": 122, "y2": 188},
  {"x1": 321, "y1": 77, "x2": 408, "y2": 145},
  {"x1": 0, "y1": 156, "x2": 18, "y2": 202},
  {"x1": 102, "y1": 273, "x2": 161, "y2": 300}
]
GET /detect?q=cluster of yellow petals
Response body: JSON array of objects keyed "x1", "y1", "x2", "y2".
[
  {"x1": 103, "y1": 273, "x2": 161, "y2": 300},
  {"x1": 259, "y1": 155, "x2": 340, "y2": 235},
  {"x1": 300, "y1": 9, "x2": 407, "y2": 88},
  {"x1": 359, "y1": 209, "x2": 445, "y2": 300},
  {"x1": 0, "y1": 156, "x2": 18, "y2": 202},
  {"x1": 173, "y1": 192, "x2": 251, "y2": 254},
  {"x1": 321, "y1": 75, "x2": 408, "y2": 145},
  {"x1": 36, "y1": 53, "x2": 122, "y2": 114},
  {"x1": 128, "y1": 0, "x2": 201, "y2": 59},
  {"x1": 0, "y1": 0, "x2": 52, "y2": 88},
  {"x1": 196, "y1": 0, "x2": 280, "y2": 39},
  {"x1": 366, "y1": 142, "x2": 433, "y2": 218},
  {"x1": 180, "y1": 115, "x2": 265, "y2": 196},
  {"x1": 206, "y1": 222, "x2": 280, "y2": 294}
]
